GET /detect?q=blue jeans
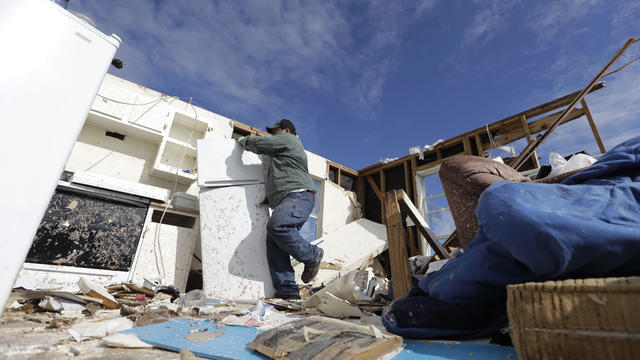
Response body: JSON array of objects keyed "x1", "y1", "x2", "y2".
[{"x1": 266, "y1": 191, "x2": 321, "y2": 295}]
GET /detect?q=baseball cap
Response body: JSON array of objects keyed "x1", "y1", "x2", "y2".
[{"x1": 266, "y1": 119, "x2": 297, "y2": 135}]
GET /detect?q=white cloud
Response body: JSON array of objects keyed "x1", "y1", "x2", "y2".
[
  {"x1": 525, "y1": 0, "x2": 601, "y2": 48},
  {"x1": 461, "y1": 0, "x2": 519, "y2": 47},
  {"x1": 68, "y1": 1, "x2": 435, "y2": 129}
]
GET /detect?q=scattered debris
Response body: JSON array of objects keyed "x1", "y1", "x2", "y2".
[
  {"x1": 249, "y1": 316, "x2": 403, "y2": 359},
  {"x1": 175, "y1": 289, "x2": 207, "y2": 308},
  {"x1": 186, "y1": 330, "x2": 224, "y2": 343},
  {"x1": 68, "y1": 317, "x2": 133, "y2": 342},
  {"x1": 101, "y1": 332, "x2": 153, "y2": 348},
  {"x1": 78, "y1": 277, "x2": 119, "y2": 309},
  {"x1": 38, "y1": 296, "x2": 86, "y2": 312},
  {"x1": 409, "y1": 139, "x2": 444, "y2": 160},
  {"x1": 317, "y1": 292, "x2": 364, "y2": 319}
]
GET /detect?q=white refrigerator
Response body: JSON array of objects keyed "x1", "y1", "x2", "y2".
[{"x1": 0, "y1": 0, "x2": 121, "y2": 312}]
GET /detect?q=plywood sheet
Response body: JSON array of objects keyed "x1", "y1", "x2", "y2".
[{"x1": 199, "y1": 184, "x2": 274, "y2": 299}]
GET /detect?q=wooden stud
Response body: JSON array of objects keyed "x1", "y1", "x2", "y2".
[
  {"x1": 410, "y1": 156, "x2": 419, "y2": 208},
  {"x1": 356, "y1": 176, "x2": 366, "y2": 217},
  {"x1": 512, "y1": 38, "x2": 635, "y2": 170},
  {"x1": 519, "y1": 114, "x2": 540, "y2": 168},
  {"x1": 403, "y1": 160, "x2": 411, "y2": 198},
  {"x1": 383, "y1": 190, "x2": 412, "y2": 299},
  {"x1": 404, "y1": 159, "x2": 418, "y2": 256},
  {"x1": 492, "y1": 108, "x2": 585, "y2": 148},
  {"x1": 463, "y1": 137, "x2": 472, "y2": 155},
  {"x1": 356, "y1": 83, "x2": 606, "y2": 176},
  {"x1": 380, "y1": 169, "x2": 386, "y2": 225},
  {"x1": 474, "y1": 133, "x2": 484, "y2": 155},
  {"x1": 581, "y1": 98, "x2": 606, "y2": 154},
  {"x1": 396, "y1": 189, "x2": 450, "y2": 259},
  {"x1": 406, "y1": 228, "x2": 419, "y2": 258},
  {"x1": 365, "y1": 176, "x2": 382, "y2": 203}
]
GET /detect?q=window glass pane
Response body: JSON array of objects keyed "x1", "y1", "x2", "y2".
[
  {"x1": 424, "y1": 196, "x2": 449, "y2": 213},
  {"x1": 328, "y1": 167, "x2": 337, "y2": 183},
  {"x1": 422, "y1": 170, "x2": 454, "y2": 239},
  {"x1": 424, "y1": 173, "x2": 444, "y2": 196},
  {"x1": 339, "y1": 173, "x2": 355, "y2": 191},
  {"x1": 427, "y1": 211, "x2": 455, "y2": 238},
  {"x1": 300, "y1": 216, "x2": 317, "y2": 243}
]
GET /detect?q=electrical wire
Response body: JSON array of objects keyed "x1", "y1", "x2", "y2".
[{"x1": 96, "y1": 93, "x2": 176, "y2": 106}]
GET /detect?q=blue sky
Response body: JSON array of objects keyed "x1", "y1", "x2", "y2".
[{"x1": 69, "y1": 0, "x2": 640, "y2": 170}]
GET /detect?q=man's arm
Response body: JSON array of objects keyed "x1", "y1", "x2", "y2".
[{"x1": 238, "y1": 135, "x2": 288, "y2": 155}]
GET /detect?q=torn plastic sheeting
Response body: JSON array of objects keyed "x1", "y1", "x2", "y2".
[
  {"x1": 548, "y1": 152, "x2": 597, "y2": 178},
  {"x1": 221, "y1": 300, "x2": 272, "y2": 327},
  {"x1": 38, "y1": 296, "x2": 86, "y2": 312},
  {"x1": 68, "y1": 317, "x2": 133, "y2": 342}
]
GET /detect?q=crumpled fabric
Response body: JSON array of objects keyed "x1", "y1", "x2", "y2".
[{"x1": 382, "y1": 136, "x2": 640, "y2": 339}]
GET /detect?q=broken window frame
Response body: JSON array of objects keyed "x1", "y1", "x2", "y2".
[{"x1": 414, "y1": 165, "x2": 455, "y2": 255}]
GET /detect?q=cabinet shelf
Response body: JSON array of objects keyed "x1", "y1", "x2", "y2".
[
  {"x1": 86, "y1": 110, "x2": 163, "y2": 144},
  {"x1": 151, "y1": 163, "x2": 196, "y2": 184},
  {"x1": 166, "y1": 137, "x2": 197, "y2": 157}
]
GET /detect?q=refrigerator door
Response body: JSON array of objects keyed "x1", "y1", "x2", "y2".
[
  {"x1": 0, "y1": 0, "x2": 121, "y2": 311},
  {"x1": 197, "y1": 139, "x2": 267, "y2": 187}
]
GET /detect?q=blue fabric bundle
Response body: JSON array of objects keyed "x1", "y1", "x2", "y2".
[{"x1": 382, "y1": 136, "x2": 640, "y2": 339}]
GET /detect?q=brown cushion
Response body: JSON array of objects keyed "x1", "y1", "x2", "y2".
[{"x1": 439, "y1": 155, "x2": 529, "y2": 248}]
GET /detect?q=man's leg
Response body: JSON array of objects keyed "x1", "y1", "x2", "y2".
[{"x1": 266, "y1": 191, "x2": 320, "y2": 295}]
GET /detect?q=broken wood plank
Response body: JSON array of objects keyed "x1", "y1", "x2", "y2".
[
  {"x1": 512, "y1": 37, "x2": 636, "y2": 170},
  {"x1": 78, "y1": 277, "x2": 120, "y2": 309},
  {"x1": 356, "y1": 82, "x2": 606, "y2": 177},
  {"x1": 383, "y1": 190, "x2": 412, "y2": 300},
  {"x1": 126, "y1": 283, "x2": 156, "y2": 297},
  {"x1": 581, "y1": 98, "x2": 606, "y2": 154},
  {"x1": 395, "y1": 189, "x2": 450, "y2": 259},
  {"x1": 442, "y1": 230, "x2": 460, "y2": 249},
  {"x1": 519, "y1": 114, "x2": 540, "y2": 169}
]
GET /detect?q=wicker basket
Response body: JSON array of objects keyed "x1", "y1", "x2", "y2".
[{"x1": 507, "y1": 277, "x2": 640, "y2": 360}]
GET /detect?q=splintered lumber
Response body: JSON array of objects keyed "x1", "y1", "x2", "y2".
[
  {"x1": 396, "y1": 189, "x2": 450, "y2": 259},
  {"x1": 512, "y1": 37, "x2": 636, "y2": 170},
  {"x1": 78, "y1": 277, "x2": 119, "y2": 309},
  {"x1": 383, "y1": 190, "x2": 412, "y2": 299},
  {"x1": 581, "y1": 98, "x2": 606, "y2": 153}
]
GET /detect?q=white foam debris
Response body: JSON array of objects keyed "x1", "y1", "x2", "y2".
[{"x1": 409, "y1": 139, "x2": 445, "y2": 160}]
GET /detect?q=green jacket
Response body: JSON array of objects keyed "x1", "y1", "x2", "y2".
[{"x1": 239, "y1": 133, "x2": 315, "y2": 208}]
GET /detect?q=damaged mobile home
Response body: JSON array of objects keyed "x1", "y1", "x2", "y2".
[{"x1": 1, "y1": 1, "x2": 639, "y2": 359}]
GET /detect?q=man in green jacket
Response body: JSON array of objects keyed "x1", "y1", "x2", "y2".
[{"x1": 237, "y1": 119, "x2": 323, "y2": 300}]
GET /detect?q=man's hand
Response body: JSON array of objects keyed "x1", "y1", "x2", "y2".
[{"x1": 236, "y1": 136, "x2": 246, "y2": 145}]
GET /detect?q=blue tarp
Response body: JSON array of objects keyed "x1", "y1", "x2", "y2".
[
  {"x1": 383, "y1": 136, "x2": 640, "y2": 339},
  {"x1": 121, "y1": 318, "x2": 519, "y2": 359}
]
